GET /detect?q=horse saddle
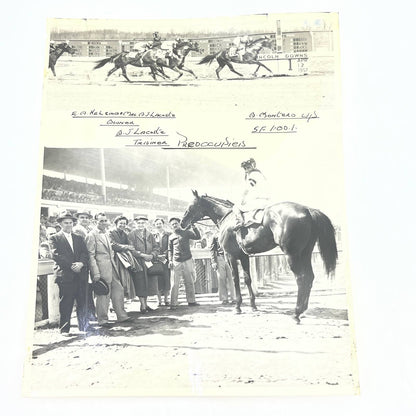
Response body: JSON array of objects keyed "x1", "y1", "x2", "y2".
[{"x1": 241, "y1": 208, "x2": 266, "y2": 228}]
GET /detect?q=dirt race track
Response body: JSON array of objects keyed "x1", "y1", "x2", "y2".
[
  {"x1": 26, "y1": 267, "x2": 358, "y2": 397},
  {"x1": 42, "y1": 56, "x2": 337, "y2": 112}
]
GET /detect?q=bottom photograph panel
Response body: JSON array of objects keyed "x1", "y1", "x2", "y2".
[{"x1": 25, "y1": 147, "x2": 358, "y2": 396}]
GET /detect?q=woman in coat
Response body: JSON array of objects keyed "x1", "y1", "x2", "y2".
[{"x1": 108, "y1": 216, "x2": 137, "y2": 302}]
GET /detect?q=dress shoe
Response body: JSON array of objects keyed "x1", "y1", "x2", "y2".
[{"x1": 118, "y1": 316, "x2": 132, "y2": 323}]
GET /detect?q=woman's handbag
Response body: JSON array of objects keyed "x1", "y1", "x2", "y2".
[{"x1": 146, "y1": 261, "x2": 164, "y2": 276}]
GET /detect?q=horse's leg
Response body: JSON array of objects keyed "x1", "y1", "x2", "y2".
[
  {"x1": 250, "y1": 61, "x2": 273, "y2": 76},
  {"x1": 106, "y1": 66, "x2": 119, "y2": 81},
  {"x1": 215, "y1": 58, "x2": 227, "y2": 80},
  {"x1": 239, "y1": 254, "x2": 257, "y2": 311},
  {"x1": 225, "y1": 61, "x2": 244, "y2": 77},
  {"x1": 120, "y1": 66, "x2": 131, "y2": 82},
  {"x1": 180, "y1": 65, "x2": 198, "y2": 79},
  {"x1": 253, "y1": 65, "x2": 261, "y2": 76},
  {"x1": 287, "y1": 248, "x2": 315, "y2": 323},
  {"x1": 149, "y1": 67, "x2": 157, "y2": 81},
  {"x1": 169, "y1": 66, "x2": 183, "y2": 81},
  {"x1": 51, "y1": 65, "x2": 56, "y2": 77},
  {"x1": 227, "y1": 254, "x2": 242, "y2": 313}
]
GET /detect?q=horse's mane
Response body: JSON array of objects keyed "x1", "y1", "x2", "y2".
[
  {"x1": 202, "y1": 194, "x2": 234, "y2": 208},
  {"x1": 247, "y1": 37, "x2": 268, "y2": 48}
]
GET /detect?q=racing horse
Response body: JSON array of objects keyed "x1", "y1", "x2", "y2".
[
  {"x1": 93, "y1": 40, "x2": 199, "y2": 82},
  {"x1": 152, "y1": 39, "x2": 201, "y2": 80},
  {"x1": 198, "y1": 36, "x2": 274, "y2": 79},
  {"x1": 181, "y1": 191, "x2": 338, "y2": 323},
  {"x1": 49, "y1": 42, "x2": 76, "y2": 77},
  {"x1": 93, "y1": 48, "x2": 168, "y2": 82}
]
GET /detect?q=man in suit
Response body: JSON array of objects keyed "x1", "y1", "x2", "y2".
[
  {"x1": 48, "y1": 211, "x2": 90, "y2": 336},
  {"x1": 86, "y1": 213, "x2": 130, "y2": 326},
  {"x1": 72, "y1": 210, "x2": 96, "y2": 321}
]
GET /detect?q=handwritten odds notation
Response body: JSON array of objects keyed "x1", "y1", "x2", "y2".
[{"x1": 247, "y1": 110, "x2": 319, "y2": 134}]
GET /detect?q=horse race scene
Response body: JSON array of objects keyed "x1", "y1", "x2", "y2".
[{"x1": 24, "y1": 13, "x2": 358, "y2": 396}]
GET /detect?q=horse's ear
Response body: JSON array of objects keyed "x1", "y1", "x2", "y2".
[{"x1": 192, "y1": 189, "x2": 199, "y2": 198}]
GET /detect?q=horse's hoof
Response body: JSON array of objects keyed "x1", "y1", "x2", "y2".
[
  {"x1": 252, "y1": 306, "x2": 258, "y2": 312},
  {"x1": 293, "y1": 315, "x2": 301, "y2": 324},
  {"x1": 235, "y1": 308, "x2": 242, "y2": 314}
]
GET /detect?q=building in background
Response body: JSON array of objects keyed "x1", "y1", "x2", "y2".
[{"x1": 53, "y1": 30, "x2": 333, "y2": 58}]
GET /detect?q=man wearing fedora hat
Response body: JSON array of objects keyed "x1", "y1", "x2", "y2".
[
  {"x1": 73, "y1": 210, "x2": 96, "y2": 321},
  {"x1": 86, "y1": 212, "x2": 130, "y2": 326},
  {"x1": 48, "y1": 211, "x2": 90, "y2": 335}
]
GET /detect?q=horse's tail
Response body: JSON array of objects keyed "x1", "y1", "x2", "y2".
[
  {"x1": 198, "y1": 53, "x2": 218, "y2": 65},
  {"x1": 309, "y1": 209, "x2": 338, "y2": 275},
  {"x1": 93, "y1": 53, "x2": 123, "y2": 70}
]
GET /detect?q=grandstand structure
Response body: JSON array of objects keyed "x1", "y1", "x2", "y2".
[
  {"x1": 40, "y1": 148, "x2": 239, "y2": 222},
  {"x1": 52, "y1": 29, "x2": 334, "y2": 58}
]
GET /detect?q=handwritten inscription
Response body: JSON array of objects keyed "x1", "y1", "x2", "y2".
[
  {"x1": 128, "y1": 139, "x2": 169, "y2": 147},
  {"x1": 70, "y1": 109, "x2": 255, "y2": 150},
  {"x1": 115, "y1": 127, "x2": 166, "y2": 137},
  {"x1": 248, "y1": 111, "x2": 318, "y2": 122},
  {"x1": 167, "y1": 132, "x2": 250, "y2": 149},
  {"x1": 247, "y1": 110, "x2": 319, "y2": 134},
  {"x1": 71, "y1": 109, "x2": 175, "y2": 118},
  {"x1": 252, "y1": 124, "x2": 297, "y2": 133}
]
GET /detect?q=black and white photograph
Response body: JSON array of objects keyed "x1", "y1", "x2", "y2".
[
  {"x1": 20, "y1": 12, "x2": 361, "y2": 396},
  {"x1": 6, "y1": 1, "x2": 415, "y2": 412}
]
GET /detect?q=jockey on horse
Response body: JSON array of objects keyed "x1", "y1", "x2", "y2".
[
  {"x1": 150, "y1": 32, "x2": 181, "y2": 65},
  {"x1": 230, "y1": 35, "x2": 253, "y2": 61},
  {"x1": 233, "y1": 158, "x2": 271, "y2": 231}
]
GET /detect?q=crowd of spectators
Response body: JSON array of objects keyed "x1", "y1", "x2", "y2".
[{"x1": 41, "y1": 175, "x2": 187, "y2": 211}]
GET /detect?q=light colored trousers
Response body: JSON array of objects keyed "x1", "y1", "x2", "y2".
[
  {"x1": 170, "y1": 258, "x2": 196, "y2": 306},
  {"x1": 217, "y1": 255, "x2": 236, "y2": 301},
  {"x1": 96, "y1": 273, "x2": 129, "y2": 324}
]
